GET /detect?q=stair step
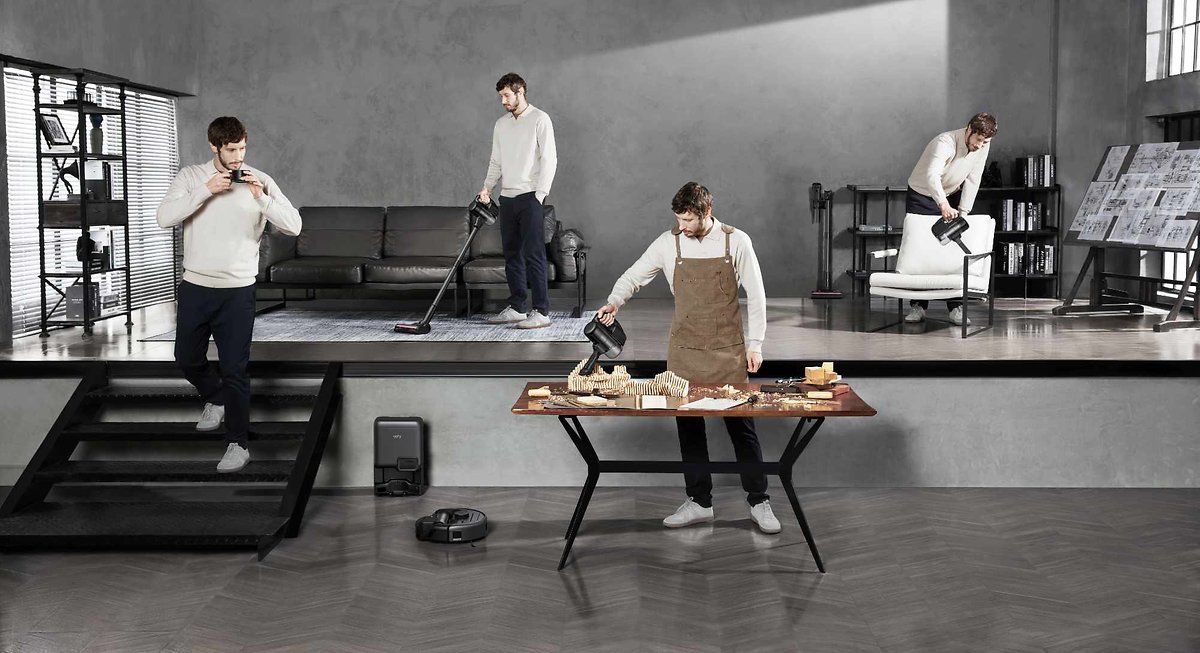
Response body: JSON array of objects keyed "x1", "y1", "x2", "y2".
[
  {"x1": 35, "y1": 460, "x2": 294, "y2": 483},
  {"x1": 84, "y1": 385, "x2": 320, "y2": 404},
  {"x1": 0, "y1": 501, "x2": 288, "y2": 548},
  {"x1": 64, "y1": 421, "x2": 308, "y2": 442}
]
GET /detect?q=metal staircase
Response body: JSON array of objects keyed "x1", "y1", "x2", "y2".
[{"x1": 0, "y1": 361, "x2": 341, "y2": 559}]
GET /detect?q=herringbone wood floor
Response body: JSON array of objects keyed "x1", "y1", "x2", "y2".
[{"x1": 1, "y1": 487, "x2": 1197, "y2": 652}]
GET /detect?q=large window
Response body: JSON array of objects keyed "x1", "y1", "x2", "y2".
[
  {"x1": 1168, "y1": 0, "x2": 1200, "y2": 76},
  {"x1": 4, "y1": 66, "x2": 180, "y2": 337},
  {"x1": 1147, "y1": 0, "x2": 1200, "y2": 79}
]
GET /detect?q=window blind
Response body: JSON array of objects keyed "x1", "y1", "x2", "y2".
[{"x1": 4, "y1": 67, "x2": 180, "y2": 337}]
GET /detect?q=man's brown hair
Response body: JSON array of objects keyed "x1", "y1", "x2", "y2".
[
  {"x1": 207, "y1": 116, "x2": 247, "y2": 148},
  {"x1": 968, "y1": 112, "x2": 998, "y2": 138},
  {"x1": 671, "y1": 182, "x2": 713, "y2": 218},
  {"x1": 496, "y1": 73, "x2": 526, "y2": 94}
]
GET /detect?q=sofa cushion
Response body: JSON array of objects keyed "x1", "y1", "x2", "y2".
[
  {"x1": 462, "y1": 256, "x2": 557, "y2": 284},
  {"x1": 364, "y1": 256, "x2": 459, "y2": 283},
  {"x1": 296, "y1": 207, "x2": 385, "y2": 259},
  {"x1": 269, "y1": 257, "x2": 370, "y2": 284},
  {"x1": 384, "y1": 207, "x2": 468, "y2": 258},
  {"x1": 470, "y1": 204, "x2": 558, "y2": 258}
]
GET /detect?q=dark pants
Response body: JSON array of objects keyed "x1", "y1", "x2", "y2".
[
  {"x1": 905, "y1": 187, "x2": 963, "y2": 312},
  {"x1": 174, "y1": 280, "x2": 255, "y2": 447},
  {"x1": 499, "y1": 192, "x2": 549, "y2": 315},
  {"x1": 676, "y1": 416, "x2": 769, "y2": 508}
]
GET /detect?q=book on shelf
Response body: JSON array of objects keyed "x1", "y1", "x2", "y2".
[
  {"x1": 856, "y1": 224, "x2": 900, "y2": 233},
  {"x1": 1016, "y1": 154, "x2": 1056, "y2": 188}
]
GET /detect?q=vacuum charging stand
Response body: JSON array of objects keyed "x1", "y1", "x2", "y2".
[{"x1": 394, "y1": 196, "x2": 500, "y2": 334}]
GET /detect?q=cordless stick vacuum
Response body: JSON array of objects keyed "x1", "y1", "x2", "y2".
[{"x1": 394, "y1": 196, "x2": 500, "y2": 335}]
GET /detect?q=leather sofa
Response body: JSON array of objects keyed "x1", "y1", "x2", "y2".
[{"x1": 257, "y1": 205, "x2": 587, "y2": 316}]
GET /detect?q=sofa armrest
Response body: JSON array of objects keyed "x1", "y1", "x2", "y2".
[{"x1": 258, "y1": 225, "x2": 298, "y2": 282}]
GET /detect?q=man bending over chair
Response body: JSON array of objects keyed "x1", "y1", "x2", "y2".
[{"x1": 904, "y1": 112, "x2": 997, "y2": 326}]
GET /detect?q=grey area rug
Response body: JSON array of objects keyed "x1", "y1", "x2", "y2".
[{"x1": 143, "y1": 309, "x2": 591, "y2": 343}]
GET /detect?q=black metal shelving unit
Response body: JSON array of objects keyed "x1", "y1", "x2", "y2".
[
  {"x1": 33, "y1": 68, "x2": 133, "y2": 337},
  {"x1": 846, "y1": 185, "x2": 907, "y2": 298},
  {"x1": 974, "y1": 186, "x2": 1062, "y2": 299},
  {"x1": 845, "y1": 184, "x2": 1063, "y2": 299}
]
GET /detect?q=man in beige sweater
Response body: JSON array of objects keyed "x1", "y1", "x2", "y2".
[
  {"x1": 156, "y1": 117, "x2": 301, "y2": 473},
  {"x1": 904, "y1": 112, "x2": 997, "y2": 326}
]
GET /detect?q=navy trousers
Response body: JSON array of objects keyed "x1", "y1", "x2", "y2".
[
  {"x1": 499, "y1": 191, "x2": 549, "y2": 315},
  {"x1": 174, "y1": 280, "x2": 255, "y2": 447},
  {"x1": 905, "y1": 187, "x2": 963, "y2": 312},
  {"x1": 676, "y1": 416, "x2": 769, "y2": 508}
]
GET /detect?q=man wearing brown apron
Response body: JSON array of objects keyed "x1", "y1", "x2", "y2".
[{"x1": 597, "y1": 182, "x2": 779, "y2": 534}]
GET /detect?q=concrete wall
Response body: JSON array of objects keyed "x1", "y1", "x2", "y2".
[
  {"x1": 175, "y1": 0, "x2": 1056, "y2": 301},
  {"x1": 1055, "y1": 0, "x2": 1138, "y2": 287},
  {"x1": 0, "y1": 0, "x2": 203, "y2": 94},
  {"x1": 3, "y1": 375, "x2": 1197, "y2": 489}
]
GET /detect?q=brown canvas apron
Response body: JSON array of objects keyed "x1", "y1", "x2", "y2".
[{"x1": 667, "y1": 224, "x2": 748, "y2": 384}]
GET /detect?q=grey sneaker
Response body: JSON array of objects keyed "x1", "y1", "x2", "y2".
[
  {"x1": 216, "y1": 443, "x2": 249, "y2": 473},
  {"x1": 663, "y1": 499, "x2": 715, "y2": 528},
  {"x1": 904, "y1": 305, "x2": 926, "y2": 323},
  {"x1": 516, "y1": 309, "x2": 552, "y2": 330},
  {"x1": 749, "y1": 500, "x2": 781, "y2": 534},
  {"x1": 487, "y1": 306, "x2": 527, "y2": 324},
  {"x1": 949, "y1": 306, "x2": 971, "y2": 326},
  {"x1": 196, "y1": 402, "x2": 225, "y2": 431}
]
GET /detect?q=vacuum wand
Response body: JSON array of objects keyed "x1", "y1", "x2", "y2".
[{"x1": 394, "y1": 196, "x2": 499, "y2": 335}]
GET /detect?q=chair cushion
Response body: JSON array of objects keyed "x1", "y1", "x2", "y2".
[
  {"x1": 384, "y1": 207, "x2": 468, "y2": 258},
  {"x1": 364, "y1": 256, "x2": 458, "y2": 283},
  {"x1": 870, "y1": 272, "x2": 989, "y2": 294},
  {"x1": 270, "y1": 257, "x2": 369, "y2": 284},
  {"x1": 894, "y1": 213, "x2": 995, "y2": 279},
  {"x1": 296, "y1": 207, "x2": 385, "y2": 259},
  {"x1": 868, "y1": 286, "x2": 983, "y2": 301},
  {"x1": 462, "y1": 257, "x2": 557, "y2": 284}
]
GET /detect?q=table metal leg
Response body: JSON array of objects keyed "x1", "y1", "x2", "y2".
[
  {"x1": 779, "y1": 417, "x2": 826, "y2": 572},
  {"x1": 558, "y1": 416, "x2": 600, "y2": 570}
]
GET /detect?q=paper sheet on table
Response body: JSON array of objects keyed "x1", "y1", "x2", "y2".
[
  {"x1": 1096, "y1": 145, "x2": 1130, "y2": 181},
  {"x1": 679, "y1": 397, "x2": 748, "y2": 411}
]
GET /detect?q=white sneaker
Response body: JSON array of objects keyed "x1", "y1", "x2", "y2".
[
  {"x1": 749, "y1": 500, "x2": 781, "y2": 534},
  {"x1": 516, "y1": 309, "x2": 552, "y2": 330},
  {"x1": 904, "y1": 305, "x2": 926, "y2": 323},
  {"x1": 662, "y1": 499, "x2": 715, "y2": 528},
  {"x1": 216, "y1": 443, "x2": 249, "y2": 473},
  {"x1": 949, "y1": 306, "x2": 971, "y2": 326},
  {"x1": 487, "y1": 306, "x2": 527, "y2": 324},
  {"x1": 196, "y1": 402, "x2": 225, "y2": 431}
]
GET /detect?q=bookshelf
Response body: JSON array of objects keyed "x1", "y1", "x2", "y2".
[{"x1": 845, "y1": 182, "x2": 1062, "y2": 300}]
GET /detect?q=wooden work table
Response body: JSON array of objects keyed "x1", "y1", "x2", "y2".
[{"x1": 512, "y1": 382, "x2": 877, "y2": 571}]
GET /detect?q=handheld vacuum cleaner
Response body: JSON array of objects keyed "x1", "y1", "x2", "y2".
[
  {"x1": 394, "y1": 196, "x2": 500, "y2": 335},
  {"x1": 581, "y1": 316, "x2": 626, "y2": 374},
  {"x1": 931, "y1": 215, "x2": 972, "y2": 254}
]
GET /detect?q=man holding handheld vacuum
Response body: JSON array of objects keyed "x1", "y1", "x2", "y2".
[
  {"x1": 479, "y1": 72, "x2": 558, "y2": 330},
  {"x1": 596, "y1": 182, "x2": 779, "y2": 534},
  {"x1": 157, "y1": 116, "x2": 302, "y2": 473},
  {"x1": 904, "y1": 112, "x2": 997, "y2": 326}
]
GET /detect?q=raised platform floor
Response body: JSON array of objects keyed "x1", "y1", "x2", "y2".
[{"x1": 3, "y1": 297, "x2": 1198, "y2": 369}]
